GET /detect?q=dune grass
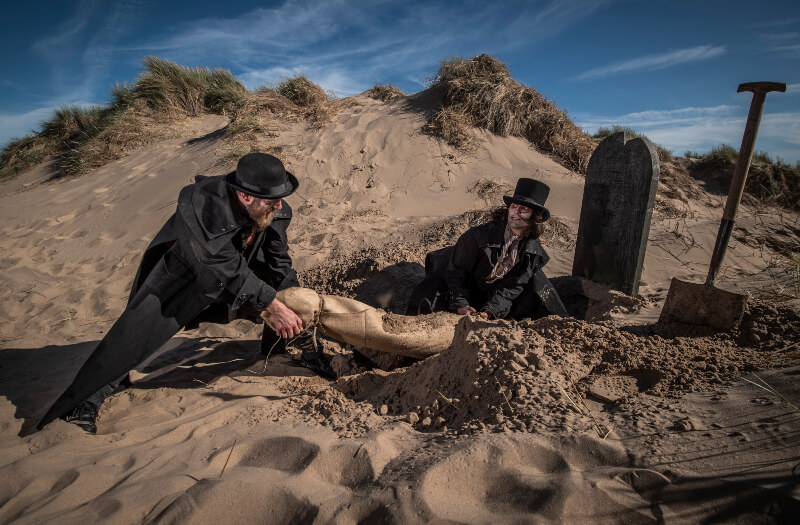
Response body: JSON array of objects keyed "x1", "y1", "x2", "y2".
[
  {"x1": 426, "y1": 55, "x2": 595, "y2": 172},
  {"x1": 690, "y1": 143, "x2": 800, "y2": 210},
  {"x1": 0, "y1": 57, "x2": 249, "y2": 180},
  {"x1": 258, "y1": 75, "x2": 328, "y2": 107},
  {"x1": 366, "y1": 83, "x2": 406, "y2": 102}
]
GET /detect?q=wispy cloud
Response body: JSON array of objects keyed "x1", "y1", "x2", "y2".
[
  {"x1": 576, "y1": 105, "x2": 800, "y2": 161},
  {"x1": 752, "y1": 17, "x2": 800, "y2": 29},
  {"x1": 1, "y1": 1, "x2": 143, "y2": 146},
  {"x1": 760, "y1": 32, "x2": 799, "y2": 41},
  {"x1": 768, "y1": 43, "x2": 800, "y2": 55},
  {"x1": 0, "y1": 107, "x2": 57, "y2": 147},
  {"x1": 573, "y1": 45, "x2": 727, "y2": 81},
  {"x1": 122, "y1": 0, "x2": 610, "y2": 95}
]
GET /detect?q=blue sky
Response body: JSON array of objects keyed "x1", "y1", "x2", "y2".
[{"x1": 2, "y1": 0, "x2": 799, "y2": 163}]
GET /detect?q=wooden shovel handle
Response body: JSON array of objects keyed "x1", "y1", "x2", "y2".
[
  {"x1": 722, "y1": 82, "x2": 786, "y2": 221},
  {"x1": 706, "y1": 81, "x2": 785, "y2": 285}
]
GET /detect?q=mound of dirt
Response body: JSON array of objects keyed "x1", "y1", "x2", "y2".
[{"x1": 341, "y1": 312, "x2": 799, "y2": 436}]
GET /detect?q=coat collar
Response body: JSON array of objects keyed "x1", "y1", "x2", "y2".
[
  {"x1": 486, "y1": 221, "x2": 549, "y2": 265},
  {"x1": 177, "y1": 175, "x2": 292, "y2": 255},
  {"x1": 186, "y1": 175, "x2": 292, "y2": 238}
]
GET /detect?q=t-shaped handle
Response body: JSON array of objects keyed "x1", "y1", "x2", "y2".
[
  {"x1": 706, "y1": 80, "x2": 786, "y2": 285},
  {"x1": 723, "y1": 81, "x2": 787, "y2": 222},
  {"x1": 737, "y1": 81, "x2": 786, "y2": 95}
]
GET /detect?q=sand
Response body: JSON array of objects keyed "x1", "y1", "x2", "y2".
[{"x1": 1, "y1": 91, "x2": 799, "y2": 523}]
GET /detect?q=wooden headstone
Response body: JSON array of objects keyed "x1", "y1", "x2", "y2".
[{"x1": 572, "y1": 131, "x2": 659, "y2": 295}]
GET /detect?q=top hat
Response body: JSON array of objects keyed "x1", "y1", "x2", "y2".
[
  {"x1": 225, "y1": 153, "x2": 299, "y2": 199},
  {"x1": 502, "y1": 178, "x2": 550, "y2": 220}
]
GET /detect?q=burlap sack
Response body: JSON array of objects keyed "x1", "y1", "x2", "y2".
[{"x1": 261, "y1": 287, "x2": 458, "y2": 359}]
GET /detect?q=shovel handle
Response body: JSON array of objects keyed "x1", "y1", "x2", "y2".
[{"x1": 706, "y1": 81, "x2": 785, "y2": 285}]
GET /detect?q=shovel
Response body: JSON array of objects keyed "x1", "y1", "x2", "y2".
[{"x1": 659, "y1": 81, "x2": 786, "y2": 331}]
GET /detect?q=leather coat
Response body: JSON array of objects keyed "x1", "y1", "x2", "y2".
[
  {"x1": 39, "y1": 175, "x2": 296, "y2": 429},
  {"x1": 446, "y1": 222, "x2": 551, "y2": 319}
]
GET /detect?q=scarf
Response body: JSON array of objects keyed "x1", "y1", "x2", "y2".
[{"x1": 486, "y1": 226, "x2": 522, "y2": 283}]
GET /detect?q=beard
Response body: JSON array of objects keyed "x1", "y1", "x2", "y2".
[
  {"x1": 507, "y1": 214, "x2": 532, "y2": 231},
  {"x1": 246, "y1": 203, "x2": 275, "y2": 232}
]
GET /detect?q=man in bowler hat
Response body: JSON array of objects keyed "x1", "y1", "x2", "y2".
[
  {"x1": 407, "y1": 178, "x2": 568, "y2": 320},
  {"x1": 39, "y1": 153, "x2": 334, "y2": 434}
]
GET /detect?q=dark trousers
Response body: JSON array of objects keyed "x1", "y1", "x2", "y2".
[{"x1": 406, "y1": 268, "x2": 567, "y2": 319}]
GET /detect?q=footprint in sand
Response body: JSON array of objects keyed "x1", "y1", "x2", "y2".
[
  {"x1": 235, "y1": 436, "x2": 319, "y2": 473},
  {"x1": 149, "y1": 479, "x2": 318, "y2": 524}
]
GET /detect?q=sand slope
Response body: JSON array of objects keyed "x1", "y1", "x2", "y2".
[{"x1": 1, "y1": 93, "x2": 799, "y2": 523}]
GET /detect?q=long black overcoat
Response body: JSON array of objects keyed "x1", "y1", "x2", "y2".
[
  {"x1": 39, "y1": 175, "x2": 296, "y2": 428},
  {"x1": 408, "y1": 221, "x2": 568, "y2": 319}
]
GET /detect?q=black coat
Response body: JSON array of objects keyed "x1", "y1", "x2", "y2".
[
  {"x1": 39, "y1": 175, "x2": 297, "y2": 428},
  {"x1": 408, "y1": 221, "x2": 567, "y2": 320},
  {"x1": 446, "y1": 222, "x2": 551, "y2": 318}
]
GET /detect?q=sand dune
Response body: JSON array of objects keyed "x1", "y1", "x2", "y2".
[{"x1": 1, "y1": 91, "x2": 799, "y2": 523}]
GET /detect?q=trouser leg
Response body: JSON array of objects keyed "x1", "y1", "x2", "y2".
[
  {"x1": 406, "y1": 271, "x2": 449, "y2": 315},
  {"x1": 509, "y1": 270, "x2": 569, "y2": 320},
  {"x1": 39, "y1": 294, "x2": 182, "y2": 429}
]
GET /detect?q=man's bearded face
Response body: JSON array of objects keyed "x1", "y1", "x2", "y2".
[{"x1": 245, "y1": 198, "x2": 280, "y2": 231}]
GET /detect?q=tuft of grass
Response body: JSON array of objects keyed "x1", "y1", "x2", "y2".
[
  {"x1": 259, "y1": 75, "x2": 328, "y2": 107},
  {"x1": 253, "y1": 75, "x2": 350, "y2": 128},
  {"x1": 0, "y1": 135, "x2": 55, "y2": 180},
  {"x1": 134, "y1": 56, "x2": 247, "y2": 117},
  {"x1": 41, "y1": 105, "x2": 105, "y2": 143},
  {"x1": 423, "y1": 107, "x2": 479, "y2": 153},
  {"x1": 366, "y1": 83, "x2": 406, "y2": 102},
  {"x1": 427, "y1": 54, "x2": 595, "y2": 172},
  {"x1": 691, "y1": 143, "x2": 800, "y2": 210}
]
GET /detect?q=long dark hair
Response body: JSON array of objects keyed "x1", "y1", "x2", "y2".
[{"x1": 489, "y1": 206, "x2": 546, "y2": 240}]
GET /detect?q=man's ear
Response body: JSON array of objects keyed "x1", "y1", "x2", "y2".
[{"x1": 236, "y1": 191, "x2": 254, "y2": 206}]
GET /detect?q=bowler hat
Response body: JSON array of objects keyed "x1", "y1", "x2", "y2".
[
  {"x1": 503, "y1": 178, "x2": 550, "y2": 220},
  {"x1": 225, "y1": 153, "x2": 298, "y2": 199}
]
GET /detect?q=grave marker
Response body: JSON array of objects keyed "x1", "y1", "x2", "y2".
[{"x1": 572, "y1": 131, "x2": 660, "y2": 295}]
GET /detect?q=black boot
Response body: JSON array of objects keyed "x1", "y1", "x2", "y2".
[
  {"x1": 261, "y1": 325, "x2": 288, "y2": 356},
  {"x1": 291, "y1": 330, "x2": 337, "y2": 380},
  {"x1": 62, "y1": 401, "x2": 99, "y2": 434}
]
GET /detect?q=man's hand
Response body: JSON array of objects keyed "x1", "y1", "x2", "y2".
[
  {"x1": 457, "y1": 306, "x2": 489, "y2": 320},
  {"x1": 264, "y1": 299, "x2": 303, "y2": 338},
  {"x1": 457, "y1": 306, "x2": 477, "y2": 316}
]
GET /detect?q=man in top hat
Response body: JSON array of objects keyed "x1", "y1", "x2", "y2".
[
  {"x1": 38, "y1": 153, "x2": 334, "y2": 434},
  {"x1": 407, "y1": 178, "x2": 568, "y2": 320}
]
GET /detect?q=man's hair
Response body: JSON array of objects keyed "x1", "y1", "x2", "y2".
[{"x1": 489, "y1": 205, "x2": 546, "y2": 240}]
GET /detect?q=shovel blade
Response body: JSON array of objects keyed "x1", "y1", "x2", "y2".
[{"x1": 659, "y1": 277, "x2": 747, "y2": 331}]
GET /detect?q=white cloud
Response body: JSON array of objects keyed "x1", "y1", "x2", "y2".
[
  {"x1": 573, "y1": 45, "x2": 727, "y2": 81},
  {"x1": 120, "y1": 0, "x2": 611, "y2": 93},
  {"x1": 0, "y1": 107, "x2": 57, "y2": 147},
  {"x1": 768, "y1": 43, "x2": 800, "y2": 54},
  {"x1": 576, "y1": 105, "x2": 800, "y2": 163}
]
